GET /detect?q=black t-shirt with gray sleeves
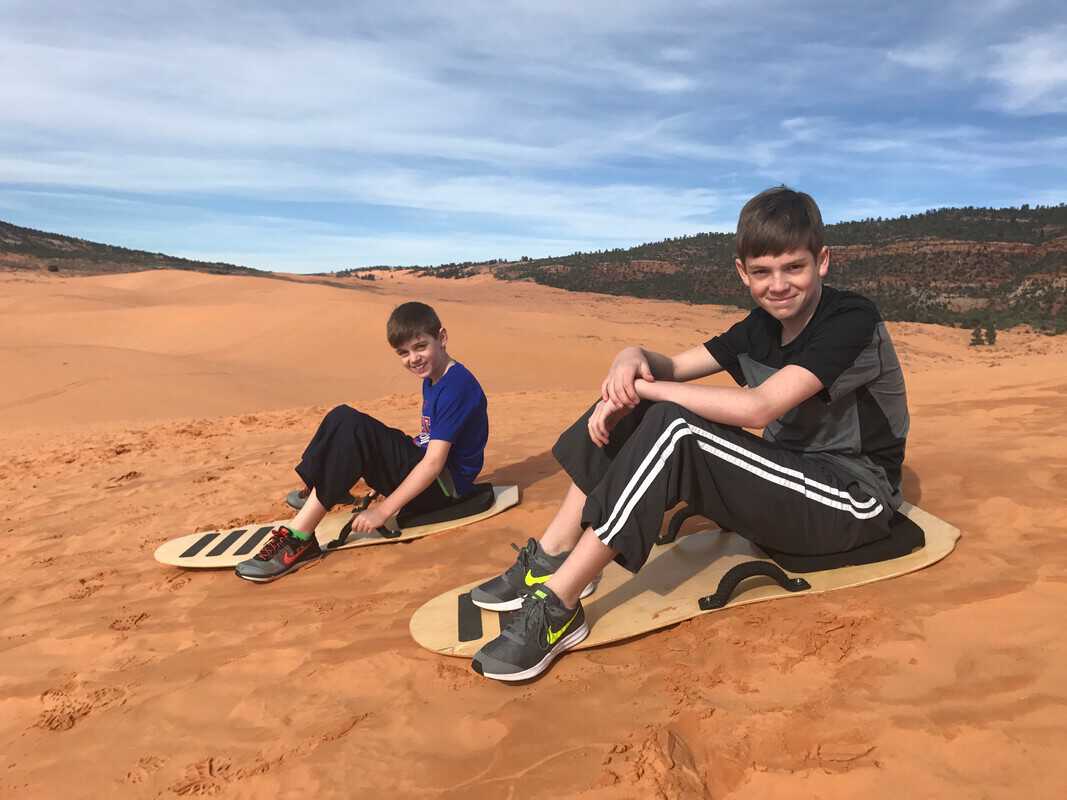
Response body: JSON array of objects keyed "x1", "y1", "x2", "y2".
[{"x1": 704, "y1": 286, "x2": 909, "y2": 509}]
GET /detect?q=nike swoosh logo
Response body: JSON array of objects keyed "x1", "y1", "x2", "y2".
[
  {"x1": 282, "y1": 543, "x2": 311, "y2": 566},
  {"x1": 524, "y1": 569, "x2": 552, "y2": 587},
  {"x1": 546, "y1": 609, "x2": 579, "y2": 646}
]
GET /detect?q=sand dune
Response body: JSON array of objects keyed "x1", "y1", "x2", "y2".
[{"x1": 1, "y1": 268, "x2": 1065, "y2": 798}]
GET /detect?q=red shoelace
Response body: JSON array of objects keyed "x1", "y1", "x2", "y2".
[{"x1": 254, "y1": 528, "x2": 292, "y2": 561}]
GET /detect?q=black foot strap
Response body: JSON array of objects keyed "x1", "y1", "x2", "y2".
[
  {"x1": 698, "y1": 560, "x2": 811, "y2": 610},
  {"x1": 657, "y1": 505, "x2": 703, "y2": 545},
  {"x1": 457, "y1": 592, "x2": 483, "y2": 642},
  {"x1": 325, "y1": 491, "x2": 401, "y2": 549},
  {"x1": 657, "y1": 504, "x2": 735, "y2": 546}
]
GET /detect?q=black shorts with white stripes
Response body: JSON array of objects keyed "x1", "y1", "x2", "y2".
[{"x1": 552, "y1": 400, "x2": 895, "y2": 573}]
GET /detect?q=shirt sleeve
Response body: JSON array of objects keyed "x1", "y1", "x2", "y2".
[
  {"x1": 428, "y1": 374, "x2": 482, "y2": 444},
  {"x1": 791, "y1": 303, "x2": 878, "y2": 391},
  {"x1": 704, "y1": 313, "x2": 756, "y2": 386}
]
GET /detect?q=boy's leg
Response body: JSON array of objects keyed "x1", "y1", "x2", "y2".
[
  {"x1": 472, "y1": 400, "x2": 895, "y2": 679},
  {"x1": 469, "y1": 480, "x2": 600, "y2": 611},
  {"x1": 545, "y1": 528, "x2": 617, "y2": 607},
  {"x1": 468, "y1": 402, "x2": 650, "y2": 610},
  {"x1": 538, "y1": 480, "x2": 588, "y2": 556},
  {"x1": 297, "y1": 404, "x2": 463, "y2": 522},
  {"x1": 578, "y1": 401, "x2": 894, "y2": 573},
  {"x1": 295, "y1": 404, "x2": 424, "y2": 508},
  {"x1": 290, "y1": 487, "x2": 329, "y2": 535},
  {"x1": 236, "y1": 404, "x2": 443, "y2": 582}
]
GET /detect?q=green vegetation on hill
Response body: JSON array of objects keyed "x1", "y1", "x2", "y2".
[
  {"x1": 0, "y1": 220, "x2": 264, "y2": 276},
  {"x1": 827, "y1": 204, "x2": 1067, "y2": 245},
  {"x1": 486, "y1": 204, "x2": 1067, "y2": 334}
]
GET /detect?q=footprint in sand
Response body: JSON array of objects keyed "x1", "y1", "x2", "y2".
[
  {"x1": 109, "y1": 612, "x2": 149, "y2": 631},
  {"x1": 123, "y1": 756, "x2": 166, "y2": 785},
  {"x1": 35, "y1": 682, "x2": 126, "y2": 732}
]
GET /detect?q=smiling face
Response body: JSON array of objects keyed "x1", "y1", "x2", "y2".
[
  {"x1": 394, "y1": 329, "x2": 450, "y2": 382},
  {"x1": 736, "y1": 247, "x2": 830, "y2": 337}
]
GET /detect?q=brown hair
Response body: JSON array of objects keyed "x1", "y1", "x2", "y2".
[
  {"x1": 386, "y1": 301, "x2": 442, "y2": 347},
  {"x1": 735, "y1": 186, "x2": 825, "y2": 263}
]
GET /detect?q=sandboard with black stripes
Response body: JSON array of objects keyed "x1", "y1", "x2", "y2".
[
  {"x1": 409, "y1": 502, "x2": 959, "y2": 656},
  {"x1": 154, "y1": 484, "x2": 519, "y2": 568}
]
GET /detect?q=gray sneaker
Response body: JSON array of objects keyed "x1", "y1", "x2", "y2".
[
  {"x1": 470, "y1": 538, "x2": 600, "y2": 611},
  {"x1": 286, "y1": 487, "x2": 356, "y2": 510},
  {"x1": 234, "y1": 527, "x2": 322, "y2": 582},
  {"x1": 472, "y1": 585, "x2": 588, "y2": 681}
]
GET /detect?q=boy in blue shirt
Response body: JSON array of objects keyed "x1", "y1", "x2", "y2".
[{"x1": 235, "y1": 301, "x2": 489, "y2": 582}]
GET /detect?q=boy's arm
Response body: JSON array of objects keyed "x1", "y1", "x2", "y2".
[
  {"x1": 603, "y1": 345, "x2": 723, "y2": 407},
  {"x1": 352, "y1": 440, "x2": 451, "y2": 531},
  {"x1": 634, "y1": 364, "x2": 823, "y2": 429}
]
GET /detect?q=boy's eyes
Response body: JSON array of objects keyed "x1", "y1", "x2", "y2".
[{"x1": 751, "y1": 265, "x2": 804, "y2": 276}]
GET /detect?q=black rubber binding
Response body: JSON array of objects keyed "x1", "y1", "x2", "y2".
[
  {"x1": 326, "y1": 492, "x2": 394, "y2": 549},
  {"x1": 457, "y1": 592, "x2": 483, "y2": 642},
  {"x1": 657, "y1": 505, "x2": 704, "y2": 545},
  {"x1": 698, "y1": 560, "x2": 811, "y2": 610}
]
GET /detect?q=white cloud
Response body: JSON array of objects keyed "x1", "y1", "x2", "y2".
[
  {"x1": 884, "y1": 22, "x2": 1067, "y2": 116},
  {"x1": 986, "y1": 26, "x2": 1067, "y2": 114},
  {"x1": 2, "y1": 2, "x2": 1066, "y2": 270},
  {"x1": 886, "y1": 42, "x2": 960, "y2": 72}
]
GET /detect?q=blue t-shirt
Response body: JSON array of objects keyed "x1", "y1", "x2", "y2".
[{"x1": 414, "y1": 361, "x2": 488, "y2": 496}]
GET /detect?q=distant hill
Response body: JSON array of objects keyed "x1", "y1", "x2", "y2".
[
  {"x1": 417, "y1": 204, "x2": 1067, "y2": 333},
  {"x1": 0, "y1": 219, "x2": 264, "y2": 277},
  {"x1": 6, "y1": 203, "x2": 1067, "y2": 333}
]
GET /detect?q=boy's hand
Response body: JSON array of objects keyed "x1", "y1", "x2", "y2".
[
  {"x1": 351, "y1": 504, "x2": 391, "y2": 534},
  {"x1": 602, "y1": 346, "x2": 654, "y2": 408},
  {"x1": 588, "y1": 398, "x2": 631, "y2": 447}
]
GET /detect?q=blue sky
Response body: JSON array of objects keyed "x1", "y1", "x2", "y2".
[{"x1": 1, "y1": 1, "x2": 1065, "y2": 272}]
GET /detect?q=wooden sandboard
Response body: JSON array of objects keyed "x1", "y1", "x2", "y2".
[
  {"x1": 409, "y1": 502, "x2": 959, "y2": 657},
  {"x1": 154, "y1": 485, "x2": 519, "y2": 568}
]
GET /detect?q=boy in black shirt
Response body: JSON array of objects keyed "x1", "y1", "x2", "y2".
[{"x1": 470, "y1": 187, "x2": 909, "y2": 681}]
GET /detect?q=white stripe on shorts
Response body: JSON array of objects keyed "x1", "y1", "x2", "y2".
[{"x1": 593, "y1": 417, "x2": 884, "y2": 547}]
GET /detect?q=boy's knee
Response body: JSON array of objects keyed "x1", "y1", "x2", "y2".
[
  {"x1": 642, "y1": 401, "x2": 689, "y2": 425},
  {"x1": 640, "y1": 402, "x2": 729, "y2": 436},
  {"x1": 324, "y1": 404, "x2": 365, "y2": 428}
]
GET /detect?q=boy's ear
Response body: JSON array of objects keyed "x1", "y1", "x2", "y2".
[
  {"x1": 437, "y1": 327, "x2": 448, "y2": 348},
  {"x1": 816, "y1": 246, "x2": 830, "y2": 278},
  {"x1": 734, "y1": 258, "x2": 751, "y2": 288}
]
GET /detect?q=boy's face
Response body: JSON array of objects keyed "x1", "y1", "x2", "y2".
[
  {"x1": 394, "y1": 329, "x2": 450, "y2": 381},
  {"x1": 735, "y1": 247, "x2": 829, "y2": 326}
]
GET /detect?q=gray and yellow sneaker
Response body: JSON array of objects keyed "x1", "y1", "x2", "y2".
[
  {"x1": 234, "y1": 526, "x2": 322, "y2": 582},
  {"x1": 470, "y1": 538, "x2": 600, "y2": 611},
  {"x1": 472, "y1": 585, "x2": 588, "y2": 681}
]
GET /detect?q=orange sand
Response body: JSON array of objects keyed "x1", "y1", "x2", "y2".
[{"x1": 1, "y1": 269, "x2": 1065, "y2": 798}]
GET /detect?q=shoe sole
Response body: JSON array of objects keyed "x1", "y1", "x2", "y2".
[
  {"x1": 471, "y1": 595, "x2": 524, "y2": 612},
  {"x1": 473, "y1": 622, "x2": 590, "y2": 682},
  {"x1": 234, "y1": 555, "x2": 322, "y2": 583},
  {"x1": 471, "y1": 574, "x2": 602, "y2": 612}
]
